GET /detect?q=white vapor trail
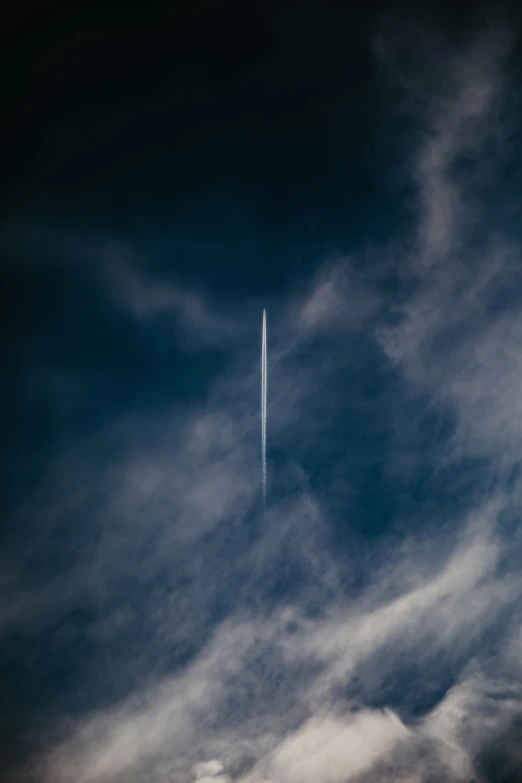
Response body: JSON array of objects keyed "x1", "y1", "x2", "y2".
[{"x1": 261, "y1": 309, "x2": 267, "y2": 507}]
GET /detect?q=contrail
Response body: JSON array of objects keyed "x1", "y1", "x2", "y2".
[{"x1": 261, "y1": 308, "x2": 267, "y2": 507}]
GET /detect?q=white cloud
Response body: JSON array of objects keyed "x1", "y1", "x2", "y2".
[
  {"x1": 196, "y1": 777, "x2": 230, "y2": 783},
  {"x1": 36, "y1": 484, "x2": 522, "y2": 783},
  {"x1": 250, "y1": 711, "x2": 410, "y2": 783},
  {"x1": 193, "y1": 760, "x2": 226, "y2": 779}
]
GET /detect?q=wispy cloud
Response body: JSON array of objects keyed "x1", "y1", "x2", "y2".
[
  {"x1": 33, "y1": 486, "x2": 521, "y2": 782},
  {"x1": 294, "y1": 260, "x2": 379, "y2": 336},
  {"x1": 105, "y1": 257, "x2": 239, "y2": 348},
  {"x1": 7, "y1": 16, "x2": 522, "y2": 783}
]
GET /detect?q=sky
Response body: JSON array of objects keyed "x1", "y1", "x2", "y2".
[{"x1": 3, "y1": 1, "x2": 522, "y2": 781}]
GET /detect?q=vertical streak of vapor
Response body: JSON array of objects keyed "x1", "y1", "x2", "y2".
[{"x1": 261, "y1": 309, "x2": 267, "y2": 507}]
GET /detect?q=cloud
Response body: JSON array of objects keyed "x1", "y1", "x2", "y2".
[
  {"x1": 294, "y1": 261, "x2": 379, "y2": 336},
  {"x1": 197, "y1": 777, "x2": 231, "y2": 783},
  {"x1": 249, "y1": 711, "x2": 410, "y2": 783},
  {"x1": 105, "y1": 257, "x2": 238, "y2": 348},
  {"x1": 374, "y1": 24, "x2": 522, "y2": 472},
  {"x1": 40, "y1": 620, "x2": 261, "y2": 783},
  {"x1": 193, "y1": 760, "x2": 227, "y2": 779},
  {"x1": 414, "y1": 34, "x2": 508, "y2": 266},
  {"x1": 7, "y1": 15, "x2": 522, "y2": 783},
  {"x1": 420, "y1": 667, "x2": 522, "y2": 780},
  {"x1": 34, "y1": 483, "x2": 521, "y2": 782}
]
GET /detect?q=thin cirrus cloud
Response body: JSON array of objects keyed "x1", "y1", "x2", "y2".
[{"x1": 105, "y1": 256, "x2": 239, "y2": 348}]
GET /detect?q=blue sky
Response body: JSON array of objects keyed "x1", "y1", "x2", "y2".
[{"x1": 2, "y1": 3, "x2": 522, "y2": 782}]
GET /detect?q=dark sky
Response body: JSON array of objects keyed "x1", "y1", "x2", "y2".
[{"x1": 2, "y1": 2, "x2": 522, "y2": 782}]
